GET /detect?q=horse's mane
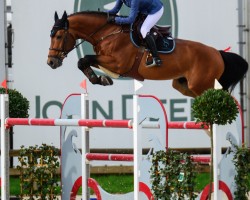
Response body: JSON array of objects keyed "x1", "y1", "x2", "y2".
[{"x1": 69, "y1": 11, "x2": 117, "y2": 18}]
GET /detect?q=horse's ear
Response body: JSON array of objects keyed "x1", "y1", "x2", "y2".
[
  {"x1": 62, "y1": 11, "x2": 68, "y2": 29},
  {"x1": 54, "y1": 11, "x2": 59, "y2": 22},
  {"x1": 62, "y1": 11, "x2": 68, "y2": 21}
]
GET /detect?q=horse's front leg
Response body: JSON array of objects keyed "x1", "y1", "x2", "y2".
[{"x1": 78, "y1": 55, "x2": 113, "y2": 86}]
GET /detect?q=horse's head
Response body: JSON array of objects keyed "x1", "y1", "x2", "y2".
[{"x1": 47, "y1": 11, "x2": 76, "y2": 69}]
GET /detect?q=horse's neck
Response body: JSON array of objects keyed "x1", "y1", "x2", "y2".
[{"x1": 69, "y1": 14, "x2": 107, "y2": 42}]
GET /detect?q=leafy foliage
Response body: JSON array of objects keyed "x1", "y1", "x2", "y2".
[
  {"x1": 0, "y1": 88, "x2": 29, "y2": 118},
  {"x1": 191, "y1": 89, "x2": 238, "y2": 127},
  {"x1": 233, "y1": 144, "x2": 250, "y2": 200},
  {"x1": 17, "y1": 144, "x2": 60, "y2": 199},
  {"x1": 150, "y1": 150, "x2": 197, "y2": 200}
]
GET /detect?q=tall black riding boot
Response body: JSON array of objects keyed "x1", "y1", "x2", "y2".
[{"x1": 145, "y1": 33, "x2": 162, "y2": 67}]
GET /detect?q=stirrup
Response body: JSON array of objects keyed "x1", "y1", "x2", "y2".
[{"x1": 146, "y1": 57, "x2": 162, "y2": 67}]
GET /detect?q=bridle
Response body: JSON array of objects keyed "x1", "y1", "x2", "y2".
[
  {"x1": 48, "y1": 29, "x2": 75, "y2": 60},
  {"x1": 48, "y1": 20, "x2": 110, "y2": 61}
]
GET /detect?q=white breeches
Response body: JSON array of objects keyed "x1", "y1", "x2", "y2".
[{"x1": 140, "y1": 7, "x2": 164, "y2": 38}]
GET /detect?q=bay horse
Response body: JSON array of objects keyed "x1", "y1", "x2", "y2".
[{"x1": 47, "y1": 11, "x2": 248, "y2": 97}]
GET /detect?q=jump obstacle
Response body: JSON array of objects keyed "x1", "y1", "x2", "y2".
[
  {"x1": 59, "y1": 93, "x2": 243, "y2": 200},
  {"x1": 0, "y1": 85, "x2": 243, "y2": 200}
]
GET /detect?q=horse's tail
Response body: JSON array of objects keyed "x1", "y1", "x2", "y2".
[{"x1": 218, "y1": 50, "x2": 248, "y2": 92}]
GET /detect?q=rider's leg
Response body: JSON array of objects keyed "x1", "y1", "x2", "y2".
[
  {"x1": 145, "y1": 33, "x2": 162, "y2": 66},
  {"x1": 141, "y1": 7, "x2": 164, "y2": 66}
]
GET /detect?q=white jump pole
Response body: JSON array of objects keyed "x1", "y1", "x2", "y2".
[
  {"x1": 133, "y1": 80, "x2": 143, "y2": 200},
  {"x1": 213, "y1": 124, "x2": 219, "y2": 200},
  {"x1": 1, "y1": 94, "x2": 10, "y2": 200},
  {"x1": 213, "y1": 79, "x2": 223, "y2": 200},
  {"x1": 133, "y1": 93, "x2": 140, "y2": 200},
  {"x1": 81, "y1": 93, "x2": 90, "y2": 200}
]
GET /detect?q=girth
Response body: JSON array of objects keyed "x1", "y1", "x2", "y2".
[{"x1": 122, "y1": 47, "x2": 145, "y2": 81}]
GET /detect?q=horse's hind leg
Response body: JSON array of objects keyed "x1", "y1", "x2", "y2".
[
  {"x1": 78, "y1": 55, "x2": 113, "y2": 86},
  {"x1": 172, "y1": 78, "x2": 196, "y2": 98}
]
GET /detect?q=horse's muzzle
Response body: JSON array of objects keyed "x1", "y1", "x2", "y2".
[{"x1": 47, "y1": 57, "x2": 62, "y2": 69}]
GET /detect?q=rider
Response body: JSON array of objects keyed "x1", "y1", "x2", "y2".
[{"x1": 107, "y1": 0, "x2": 164, "y2": 66}]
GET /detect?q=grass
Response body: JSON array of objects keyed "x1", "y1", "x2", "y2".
[
  {"x1": 10, "y1": 177, "x2": 21, "y2": 196},
  {"x1": 195, "y1": 173, "x2": 210, "y2": 192},
  {"x1": 6, "y1": 173, "x2": 250, "y2": 196},
  {"x1": 91, "y1": 173, "x2": 211, "y2": 193},
  {"x1": 8, "y1": 173, "x2": 209, "y2": 196},
  {"x1": 91, "y1": 174, "x2": 134, "y2": 194}
]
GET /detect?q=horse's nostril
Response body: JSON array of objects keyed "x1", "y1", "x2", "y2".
[
  {"x1": 47, "y1": 59, "x2": 54, "y2": 67},
  {"x1": 47, "y1": 57, "x2": 61, "y2": 69}
]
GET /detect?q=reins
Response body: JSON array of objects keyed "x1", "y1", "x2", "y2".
[
  {"x1": 71, "y1": 21, "x2": 110, "y2": 53},
  {"x1": 94, "y1": 28, "x2": 124, "y2": 46}
]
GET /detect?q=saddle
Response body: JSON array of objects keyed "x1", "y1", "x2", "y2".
[{"x1": 130, "y1": 15, "x2": 175, "y2": 53}]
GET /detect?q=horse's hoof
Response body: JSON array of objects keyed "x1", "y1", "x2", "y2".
[{"x1": 99, "y1": 76, "x2": 113, "y2": 86}]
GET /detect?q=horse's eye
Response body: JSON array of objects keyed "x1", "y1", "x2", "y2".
[{"x1": 56, "y1": 35, "x2": 62, "y2": 40}]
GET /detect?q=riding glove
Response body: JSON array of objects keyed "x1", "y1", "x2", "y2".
[{"x1": 107, "y1": 16, "x2": 116, "y2": 23}]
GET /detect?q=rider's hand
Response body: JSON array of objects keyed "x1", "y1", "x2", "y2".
[{"x1": 107, "y1": 16, "x2": 116, "y2": 23}]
